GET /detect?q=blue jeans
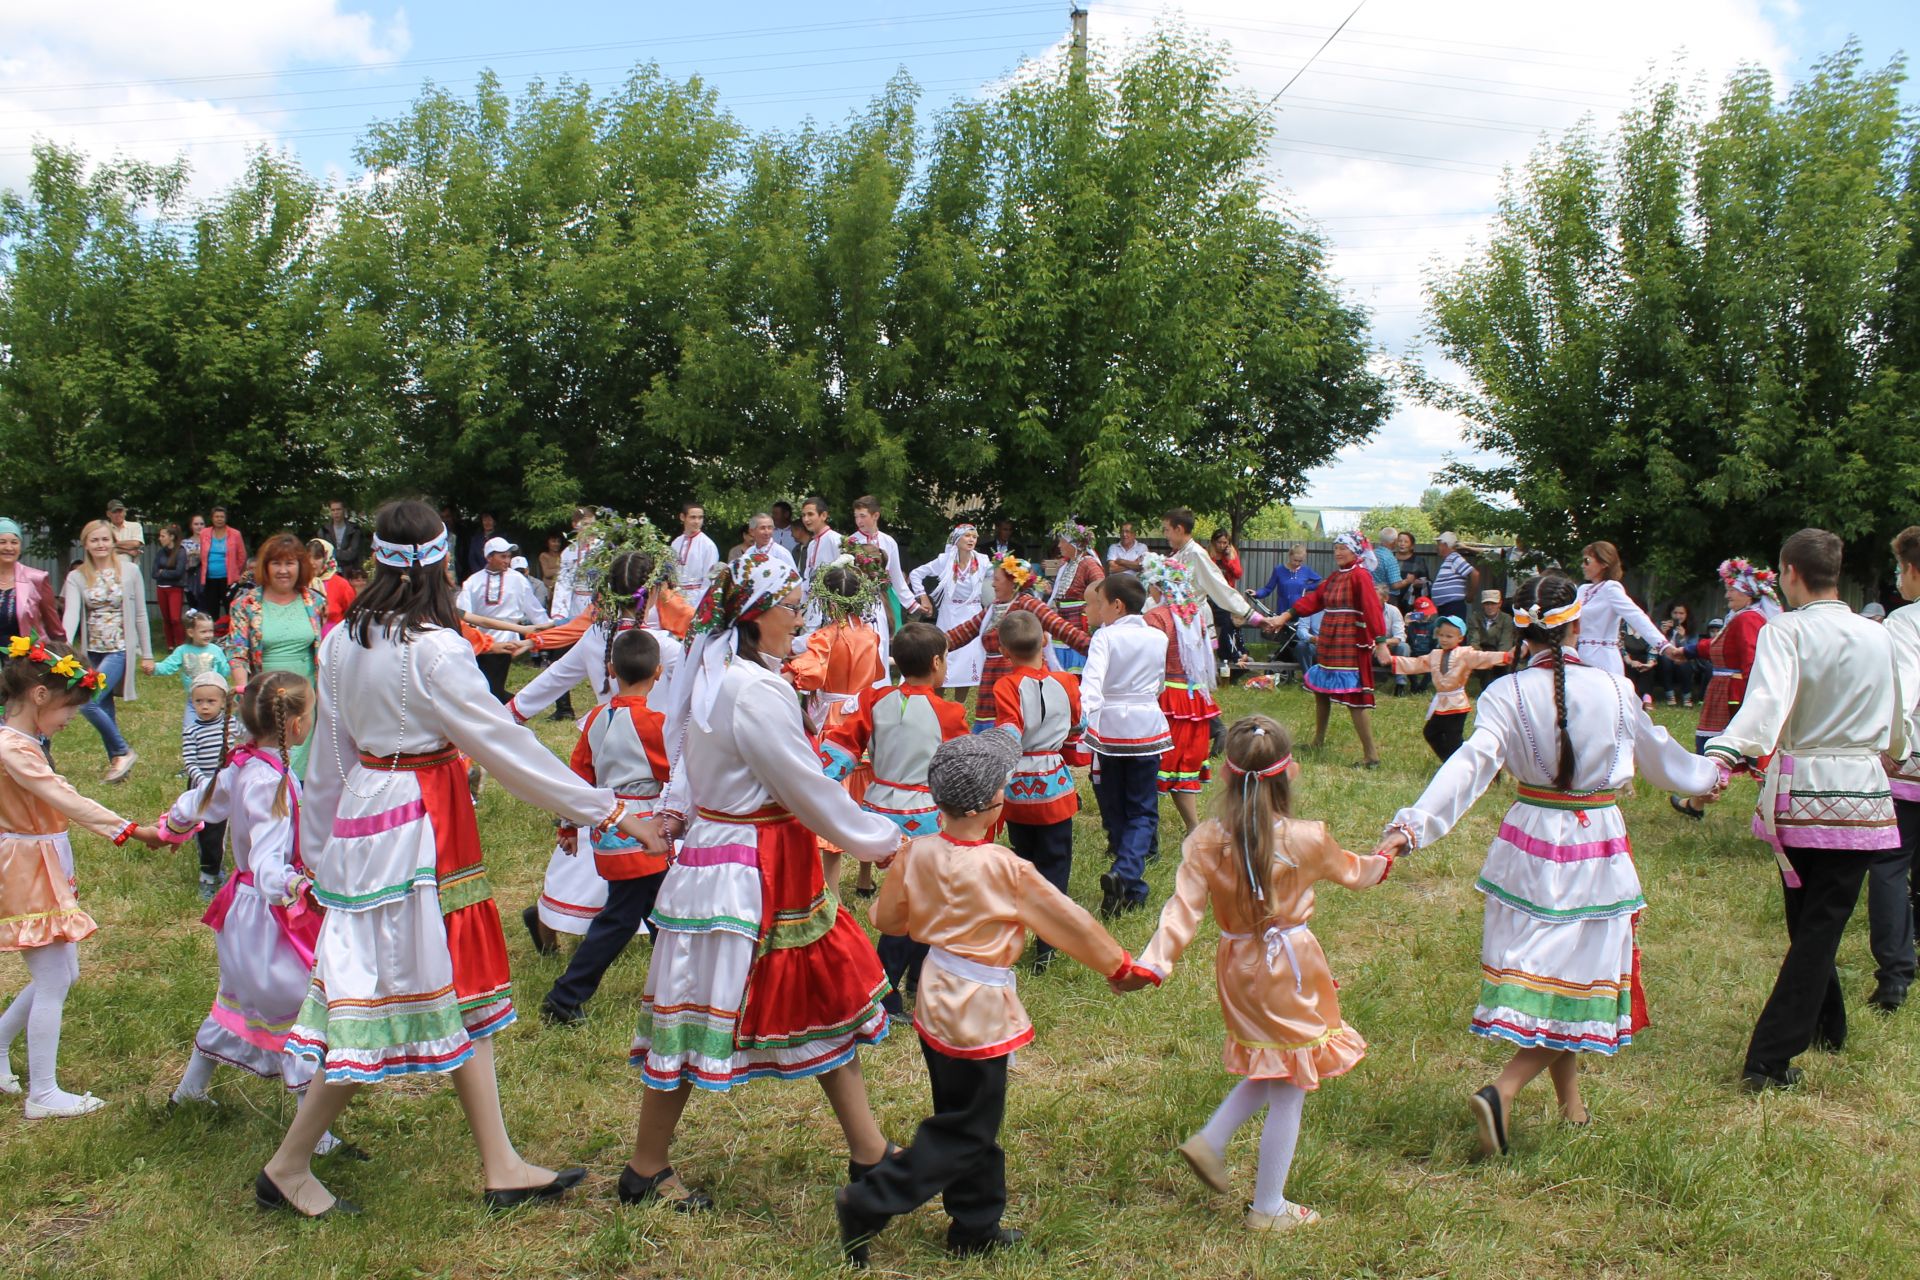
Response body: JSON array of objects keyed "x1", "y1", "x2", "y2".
[
  {"x1": 1093, "y1": 753, "x2": 1161, "y2": 905},
  {"x1": 79, "y1": 650, "x2": 130, "y2": 759}
]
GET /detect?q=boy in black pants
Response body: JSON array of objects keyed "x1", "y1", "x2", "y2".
[{"x1": 540, "y1": 629, "x2": 671, "y2": 1025}]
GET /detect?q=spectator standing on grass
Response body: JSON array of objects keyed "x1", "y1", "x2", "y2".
[
  {"x1": 61, "y1": 520, "x2": 149, "y2": 782},
  {"x1": 1393, "y1": 532, "x2": 1429, "y2": 611},
  {"x1": 1656, "y1": 605, "x2": 1702, "y2": 707},
  {"x1": 1430, "y1": 533, "x2": 1479, "y2": 616},
  {"x1": 226, "y1": 534, "x2": 326, "y2": 777},
  {"x1": 464, "y1": 512, "x2": 501, "y2": 577},
  {"x1": 319, "y1": 500, "x2": 368, "y2": 580},
  {"x1": 104, "y1": 500, "x2": 143, "y2": 560},
  {"x1": 196, "y1": 507, "x2": 247, "y2": 633},
  {"x1": 1251, "y1": 543, "x2": 1322, "y2": 616},
  {"x1": 1107, "y1": 522, "x2": 1149, "y2": 573},
  {"x1": 0, "y1": 518, "x2": 64, "y2": 645},
  {"x1": 182, "y1": 514, "x2": 205, "y2": 613},
  {"x1": 1208, "y1": 530, "x2": 1246, "y2": 668},
  {"x1": 538, "y1": 533, "x2": 564, "y2": 600},
  {"x1": 152, "y1": 524, "x2": 189, "y2": 649}
]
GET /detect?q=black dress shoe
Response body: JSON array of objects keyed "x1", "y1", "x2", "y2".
[
  {"x1": 837, "y1": 1185, "x2": 886, "y2": 1268},
  {"x1": 521, "y1": 904, "x2": 558, "y2": 957},
  {"x1": 482, "y1": 1165, "x2": 587, "y2": 1212},
  {"x1": 1741, "y1": 1066, "x2": 1804, "y2": 1093},
  {"x1": 616, "y1": 1163, "x2": 713, "y2": 1212},
  {"x1": 1669, "y1": 794, "x2": 1705, "y2": 821},
  {"x1": 255, "y1": 1170, "x2": 361, "y2": 1218},
  {"x1": 1098, "y1": 872, "x2": 1122, "y2": 919},
  {"x1": 947, "y1": 1225, "x2": 1024, "y2": 1257},
  {"x1": 540, "y1": 997, "x2": 586, "y2": 1027},
  {"x1": 1870, "y1": 982, "x2": 1908, "y2": 1013}
]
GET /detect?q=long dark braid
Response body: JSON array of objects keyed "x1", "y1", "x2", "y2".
[
  {"x1": 270, "y1": 685, "x2": 294, "y2": 819},
  {"x1": 1514, "y1": 574, "x2": 1579, "y2": 790}
]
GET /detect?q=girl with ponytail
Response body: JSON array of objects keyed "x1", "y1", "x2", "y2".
[
  {"x1": 157, "y1": 672, "x2": 351, "y2": 1154},
  {"x1": 1119, "y1": 715, "x2": 1394, "y2": 1233},
  {"x1": 1375, "y1": 574, "x2": 1724, "y2": 1159}
]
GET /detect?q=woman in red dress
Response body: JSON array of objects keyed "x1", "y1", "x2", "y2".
[{"x1": 1264, "y1": 532, "x2": 1388, "y2": 767}]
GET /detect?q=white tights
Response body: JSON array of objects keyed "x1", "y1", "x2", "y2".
[
  {"x1": 173, "y1": 1048, "x2": 340, "y2": 1154},
  {"x1": 1196, "y1": 1077, "x2": 1308, "y2": 1216},
  {"x1": 0, "y1": 942, "x2": 85, "y2": 1107}
]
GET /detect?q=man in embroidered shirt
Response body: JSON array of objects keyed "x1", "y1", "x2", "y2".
[
  {"x1": 1701, "y1": 527, "x2": 1912, "y2": 1092},
  {"x1": 1080, "y1": 574, "x2": 1171, "y2": 917},
  {"x1": 459, "y1": 536, "x2": 551, "y2": 702}
]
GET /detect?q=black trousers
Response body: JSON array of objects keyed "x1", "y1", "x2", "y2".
[
  {"x1": 1423, "y1": 712, "x2": 1467, "y2": 761},
  {"x1": 545, "y1": 872, "x2": 665, "y2": 1016},
  {"x1": 878, "y1": 933, "x2": 929, "y2": 1015},
  {"x1": 1007, "y1": 819, "x2": 1073, "y2": 959},
  {"x1": 843, "y1": 1041, "x2": 1008, "y2": 1241},
  {"x1": 196, "y1": 820, "x2": 228, "y2": 879},
  {"x1": 1745, "y1": 846, "x2": 1872, "y2": 1077},
  {"x1": 1867, "y1": 799, "x2": 1920, "y2": 989},
  {"x1": 475, "y1": 652, "x2": 513, "y2": 704}
]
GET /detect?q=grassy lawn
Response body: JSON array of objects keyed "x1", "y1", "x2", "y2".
[{"x1": 2, "y1": 660, "x2": 1915, "y2": 1279}]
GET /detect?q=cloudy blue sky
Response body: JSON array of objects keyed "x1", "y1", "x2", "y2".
[{"x1": 3, "y1": 1, "x2": 1913, "y2": 505}]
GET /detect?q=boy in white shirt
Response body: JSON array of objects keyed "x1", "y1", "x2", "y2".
[
  {"x1": 670, "y1": 501, "x2": 720, "y2": 611},
  {"x1": 1080, "y1": 573, "x2": 1170, "y2": 917},
  {"x1": 459, "y1": 536, "x2": 551, "y2": 702}
]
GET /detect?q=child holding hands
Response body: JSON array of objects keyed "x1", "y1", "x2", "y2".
[
  {"x1": 0, "y1": 638, "x2": 164, "y2": 1116},
  {"x1": 1118, "y1": 714, "x2": 1391, "y2": 1232},
  {"x1": 836, "y1": 731, "x2": 1157, "y2": 1266},
  {"x1": 1376, "y1": 613, "x2": 1510, "y2": 761}
]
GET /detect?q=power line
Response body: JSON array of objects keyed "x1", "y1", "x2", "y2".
[{"x1": 0, "y1": 3, "x2": 1058, "y2": 97}]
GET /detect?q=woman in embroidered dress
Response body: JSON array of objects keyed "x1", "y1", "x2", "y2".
[
  {"x1": 256, "y1": 501, "x2": 664, "y2": 1218},
  {"x1": 1263, "y1": 532, "x2": 1388, "y2": 768},
  {"x1": 1686, "y1": 559, "x2": 1777, "y2": 755},
  {"x1": 621, "y1": 551, "x2": 909, "y2": 1212},
  {"x1": 1045, "y1": 521, "x2": 1105, "y2": 673},
  {"x1": 1140, "y1": 555, "x2": 1220, "y2": 834},
  {"x1": 911, "y1": 524, "x2": 989, "y2": 696},
  {"x1": 1575, "y1": 542, "x2": 1682, "y2": 677},
  {"x1": 1373, "y1": 575, "x2": 1722, "y2": 1158}
]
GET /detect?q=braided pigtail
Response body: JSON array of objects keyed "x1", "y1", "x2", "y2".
[
  {"x1": 271, "y1": 687, "x2": 293, "y2": 818},
  {"x1": 1515, "y1": 574, "x2": 1579, "y2": 789},
  {"x1": 1550, "y1": 642, "x2": 1574, "y2": 790}
]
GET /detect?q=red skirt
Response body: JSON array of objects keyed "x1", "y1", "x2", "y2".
[
  {"x1": 1157, "y1": 684, "x2": 1218, "y2": 794},
  {"x1": 735, "y1": 816, "x2": 890, "y2": 1057},
  {"x1": 415, "y1": 753, "x2": 514, "y2": 1035}
]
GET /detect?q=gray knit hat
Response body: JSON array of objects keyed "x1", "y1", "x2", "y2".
[{"x1": 926, "y1": 729, "x2": 1021, "y2": 816}]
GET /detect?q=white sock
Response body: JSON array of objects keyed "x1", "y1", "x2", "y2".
[
  {"x1": 22, "y1": 943, "x2": 87, "y2": 1108},
  {"x1": 1198, "y1": 1078, "x2": 1268, "y2": 1154},
  {"x1": 1250, "y1": 1081, "x2": 1307, "y2": 1216},
  {"x1": 172, "y1": 1049, "x2": 218, "y2": 1103}
]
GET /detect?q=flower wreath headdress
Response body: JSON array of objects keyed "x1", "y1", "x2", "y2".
[{"x1": 5, "y1": 635, "x2": 109, "y2": 693}]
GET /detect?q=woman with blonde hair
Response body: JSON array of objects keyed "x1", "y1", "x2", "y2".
[{"x1": 60, "y1": 520, "x2": 149, "y2": 781}]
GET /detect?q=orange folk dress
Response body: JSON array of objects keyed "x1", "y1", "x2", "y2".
[
  {"x1": 1, "y1": 726, "x2": 138, "y2": 951},
  {"x1": 787, "y1": 619, "x2": 885, "y2": 855},
  {"x1": 1140, "y1": 817, "x2": 1389, "y2": 1088}
]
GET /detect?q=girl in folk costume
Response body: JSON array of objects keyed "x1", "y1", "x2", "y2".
[
  {"x1": 1120, "y1": 716, "x2": 1392, "y2": 1232},
  {"x1": 944, "y1": 557, "x2": 1091, "y2": 730},
  {"x1": 0, "y1": 641, "x2": 163, "y2": 1117},
  {"x1": 260, "y1": 502, "x2": 665, "y2": 1218},
  {"x1": 911, "y1": 523, "x2": 990, "y2": 696},
  {"x1": 788, "y1": 563, "x2": 886, "y2": 896},
  {"x1": 624, "y1": 551, "x2": 911, "y2": 1213},
  {"x1": 510, "y1": 514, "x2": 686, "y2": 727},
  {"x1": 1264, "y1": 532, "x2": 1390, "y2": 768},
  {"x1": 1045, "y1": 520, "x2": 1106, "y2": 673},
  {"x1": 158, "y1": 673, "x2": 350, "y2": 1156},
  {"x1": 1374, "y1": 575, "x2": 1722, "y2": 1157},
  {"x1": 519, "y1": 542, "x2": 685, "y2": 953},
  {"x1": 1575, "y1": 542, "x2": 1682, "y2": 677},
  {"x1": 1684, "y1": 559, "x2": 1778, "y2": 756},
  {"x1": 1140, "y1": 554, "x2": 1221, "y2": 834}
]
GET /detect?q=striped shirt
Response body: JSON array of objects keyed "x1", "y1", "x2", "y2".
[
  {"x1": 1431, "y1": 551, "x2": 1474, "y2": 606},
  {"x1": 182, "y1": 712, "x2": 232, "y2": 787}
]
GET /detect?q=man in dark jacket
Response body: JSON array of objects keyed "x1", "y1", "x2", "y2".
[
  {"x1": 1470, "y1": 589, "x2": 1515, "y2": 693},
  {"x1": 320, "y1": 499, "x2": 369, "y2": 578}
]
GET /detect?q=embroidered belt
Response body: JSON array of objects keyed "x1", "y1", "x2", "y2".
[
  {"x1": 357, "y1": 744, "x2": 460, "y2": 771},
  {"x1": 695, "y1": 804, "x2": 793, "y2": 825},
  {"x1": 1515, "y1": 785, "x2": 1617, "y2": 811},
  {"x1": 872, "y1": 777, "x2": 931, "y2": 793},
  {"x1": 927, "y1": 946, "x2": 1015, "y2": 989}
]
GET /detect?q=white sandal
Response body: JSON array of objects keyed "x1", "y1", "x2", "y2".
[
  {"x1": 1246, "y1": 1203, "x2": 1321, "y2": 1232},
  {"x1": 24, "y1": 1092, "x2": 107, "y2": 1119},
  {"x1": 0, "y1": 1062, "x2": 21, "y2": 1096}
]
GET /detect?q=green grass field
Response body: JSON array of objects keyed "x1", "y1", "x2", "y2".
[{"x1": 3, "y1": 663, "x2": 1915, "y2": 1279}]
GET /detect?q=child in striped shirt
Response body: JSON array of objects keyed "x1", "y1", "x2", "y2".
[{"x1": 181, "y1": 671, "x2": 233, "y2": 899}]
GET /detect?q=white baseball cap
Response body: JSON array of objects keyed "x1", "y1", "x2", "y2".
[
  {"x1": 1437, "y1": 531, "x2": 1460, "y2": 547},
  {"x1": 510, "y1": 555, "x2": 529, "y2": 571},
  {"x1": 484, "y1": 536, "x2": 516, "y2": 557}
]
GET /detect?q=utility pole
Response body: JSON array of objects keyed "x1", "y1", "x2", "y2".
[{"x1": 1070, "y1": 5, "x2": 1087, "y2": 84}]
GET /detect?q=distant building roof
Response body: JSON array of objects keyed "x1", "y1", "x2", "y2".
[{"x1": 1291, "y1": 506, "x2": 1368, "y2": 537}]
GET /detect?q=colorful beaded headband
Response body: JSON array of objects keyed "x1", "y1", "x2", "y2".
[
  {"x1": 5, "y1": 635, "x2": 109, "y2": 693},
  {"x1": 372, "y1": 527, "x2": 450, "y2": 568}
]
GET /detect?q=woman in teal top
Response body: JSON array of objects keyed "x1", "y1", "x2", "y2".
[{"x1": 226, "y1": 532, "x2": 326, "y2": 775}]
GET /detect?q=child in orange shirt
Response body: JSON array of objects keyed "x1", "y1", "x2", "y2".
[
  {"x1": 788, "y1": 564, "x2": 886, "y2": 894},
  {"x1": 1376, "y1": 614, "x2": 1509, "y2": 761},
  {"x1": 989, "y1": 610, "x2": 1083, "y2": 970}
]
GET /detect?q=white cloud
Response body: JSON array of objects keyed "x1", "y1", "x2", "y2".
[
  {"x1": 0, "y1": 2, "x2": 408, "y2": 198},
  {"x1": 1084, "y1": 0, "x2": 1794, "y2": 508}
]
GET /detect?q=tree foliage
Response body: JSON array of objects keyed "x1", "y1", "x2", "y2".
[
  {"x1": 1420, "y1": 44, "x2": 1917, "y2": 584},
  {"x1": 0, "y1": 28, "x2": 1384, "y2": 553}
]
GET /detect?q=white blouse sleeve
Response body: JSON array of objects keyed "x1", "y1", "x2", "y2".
[
  {"x1": 1079, "y1": 629, "x2": 1112, "y2": 725},
  {"x1": 910, "y1": 556, "x2": 944, "y2": 591},
  {"x1": 424, "y1": 641, "x2": 618, "y2": 827},
  {"x1": 1391, "y1": 685, "x2": 1517, "y2": 848},
  {"x1": 1629, "y1": 692, "x2": 1721, "y2": 796},
  {"x1": 732, "y1": 676, "x2": 902, "y2": 861},
  {"x1": 881, "y1": 534, "x2": 913, "y2": 600},
  {"x1": 1606, "y1": 581, "x2": 1670, "y2": 652},
  {"x1": 509, "y1": 624, "x2": 605, "y2": 719},
  {"x1": 236, "y1": 764, "x2": 300, "y2": 901},
  {"x1": 301, "y1": 628, "x2": 351, "y2": 862},
  {"x1": 167, "y1": 768, "x2": 233, "y2": 832},
  {"x1": 1704, "y1": 621, "x2": 1798, "y2": 765},
  {"x1": 1184, "y1": 546, "x2": 1256, "y2": 621}
]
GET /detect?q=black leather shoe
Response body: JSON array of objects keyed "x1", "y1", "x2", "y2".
[
  {"x1": 1469, "y1": 1086, "x2": 1509, "y2": 1158},
  {"x1": 255, "y1": 1170, "x2": 361, "y2": 1218},
  {"x1": 521, "y1": 904, "x2": 558, "y2": 957},
  {"x1": 482, "y1": 1165, "x2": 587, "y2": 1212},
  {"x1": 540, "y1": 998, "x2": 586, "y2": 1027},
  {"x1": 1741, "y1": 1066, "x2": 1804, "y2": 1093},
  {"x1": 1870, "y1": 982, "x2": 1908, "y2": 1014},
  {"x1": 616, "y1": 1163, "x2": 713, "y2": 1212},
  {"x1": 837, "y1": 1185, "x2": 887, "y2": 1268},
  {"x1": 947, "y1": 1226, "x2": 1024, "y2": 1257},
  {"x1": 1098, "y1": 873, "x2": 1122, "y2": 919}
]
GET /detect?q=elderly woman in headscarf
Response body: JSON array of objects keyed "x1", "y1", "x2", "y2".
[
  {"x1": 307, "y1": 539, "x2": 357, "y2": 635},
  {"x1": 0, "y1": 517, "x2": 65, "y2": 646},
  {"x1": 1045, "y1": 520, "x2": 1105, "y2": 673},
  {"x1": 620, "y1": 551, "x2": 910, "y2": 1213},
  {"x1": 910, "y1": 523, "x2": 989, "y2": 695},
  {"x1": 1263, "y1": 531, "x2": 1390, "y2": 768},
  {"x1": 1683, "y1": 558, "x2": 1780, "y2": 757}
]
